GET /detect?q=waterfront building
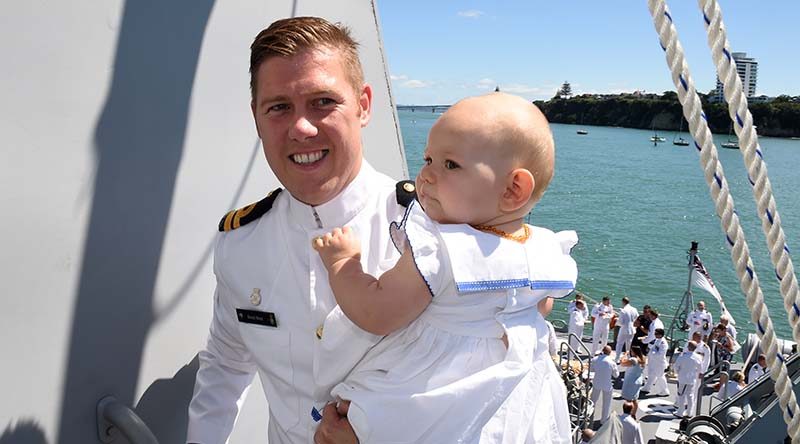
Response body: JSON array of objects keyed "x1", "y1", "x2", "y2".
[{"x1": 712, "y1": 52, "x2": 758, "y2": 103}]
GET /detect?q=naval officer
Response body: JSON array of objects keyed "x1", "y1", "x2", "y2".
[{"x1": 186, "y1": 17, "x2": 413, "y2": 444}]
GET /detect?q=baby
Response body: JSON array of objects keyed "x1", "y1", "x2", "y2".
[{"x1": 313, "y1": 92, "x2": 577, "y2": 443}]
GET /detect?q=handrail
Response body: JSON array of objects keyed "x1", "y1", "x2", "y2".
[{"x1": 96, "y1": 396, "x2": 159, "y2": 444}]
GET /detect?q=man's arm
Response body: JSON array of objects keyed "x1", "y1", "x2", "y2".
[
  {"x1": 187, "y1": 280, "x2": 257, "y2": 444},
  {"x1": 314, "y1": 227, "x2": 431, "y2": 336}
]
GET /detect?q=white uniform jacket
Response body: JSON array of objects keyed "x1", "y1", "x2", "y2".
[{"x1": 187, "y1": 162, "x2": 407, "y2": 444}]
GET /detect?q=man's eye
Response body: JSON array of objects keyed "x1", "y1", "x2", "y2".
[
  {"x1": 266, "y1": 104, "x2": 289, "y2": 113},
  {"x1": 423, "y1": 156, "x2": 432, "y2": 165},
  {"x1": 444, "y1": 160, "x2": 459, "y2": 170},
  {"x1": 314, "y1": 98, "x2": 336, "y2": 107}
]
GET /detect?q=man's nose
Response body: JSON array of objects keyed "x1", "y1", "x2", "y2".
[{"x1": 289, "y1": 113, "x2": 318, "y2": 141}]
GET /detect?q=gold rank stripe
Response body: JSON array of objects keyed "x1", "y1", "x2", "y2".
[
  {"x1": 223, "y1": 210, "x2": 236, "y2": 232},
  {"x1": 232, "y1": 203, "x2": 257, "y2": 229}
]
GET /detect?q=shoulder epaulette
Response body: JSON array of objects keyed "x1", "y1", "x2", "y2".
[
  {"x1": 395, "y1": 180, "x2": 417, "y2": 208},
  {"x1": 218, "y1": 188, "x2": 283, "y2": 232}
]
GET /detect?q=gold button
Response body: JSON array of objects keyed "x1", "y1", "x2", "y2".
[
  {"x1": 402, "y1": 182, "x2": 415, "y2": 193},
  {"x1": 315, "y1": 325, "x2": 324, "y2": 339}
]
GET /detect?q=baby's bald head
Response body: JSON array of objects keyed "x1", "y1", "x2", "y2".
[{"x1": 438, "y1": 93, "x2": 555, "y2": 204}]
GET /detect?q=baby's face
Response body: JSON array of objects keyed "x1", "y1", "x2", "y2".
[{"x1": 415, "y1": 121, "x2": 507, "y2": 225}]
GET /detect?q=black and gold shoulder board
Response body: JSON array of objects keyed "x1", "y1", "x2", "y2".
[
  {"x1": 395, "y1": 180, "x2": 416, "y2": 208},
  {"x1": 218, "y1": 188, "x2": 283, "y2": 232}
]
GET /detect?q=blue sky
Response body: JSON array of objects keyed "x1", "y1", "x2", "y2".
[{"x1": 378, "y1": 1, "x2": 799, "y2": 105}]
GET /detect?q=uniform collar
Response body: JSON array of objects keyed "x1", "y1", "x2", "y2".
[{"x1": 287, "y1": 160, "x2": 376, "y2": 230}]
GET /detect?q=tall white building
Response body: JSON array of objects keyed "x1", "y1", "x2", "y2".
[{"x1": 713, "y1": 52, "x2": 758, "y2": 102}]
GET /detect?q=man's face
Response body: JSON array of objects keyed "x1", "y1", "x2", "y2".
[
  {"x1": 603, "y1": 299, "x2": 610, "y2": 306},
  {"x1": 251, "y1": 47, "x2": 371, "y2": 206},
  {"x1": 697, "y1": 302, "x2": 705, "y2": 311}
]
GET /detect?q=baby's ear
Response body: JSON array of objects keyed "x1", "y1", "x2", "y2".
[{"x1": 500, "y1": 168, "x2": 534, "y2": 212}]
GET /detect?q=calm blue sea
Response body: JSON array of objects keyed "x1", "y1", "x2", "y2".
[{"x1": 398, "y1": 108, "x2": 800, "y2": 339}]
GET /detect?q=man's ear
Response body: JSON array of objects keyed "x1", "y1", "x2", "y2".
[
  {"x1": 251, "y1": 100, "x2": 261, "y2": 138},
  {"x1": 358, "y1": 83, "x2": 373, "y2": 127},
  {"x1": 500, "y1": 168, "x2": 534, "y2": 213}
]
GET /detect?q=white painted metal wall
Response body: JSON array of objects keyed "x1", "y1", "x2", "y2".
[{"x1": 0, "y1": 1, "x2": 405, "y2": 443}]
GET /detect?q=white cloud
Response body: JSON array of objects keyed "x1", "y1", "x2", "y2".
[
  {"x1": 402, "y1": 79, "x2": 431, "y2": 89},
  {"x1": 390, "y1": 74, "x2": 408, "y2": 81},
  {"x1": 499, "y1": 84, "x2": 548, "y2": 95},
  {"x1": 476, "y1": 78, "x2": 496, "y2": 89},
  {"x1": 457, "y1": 10, "x2": 484, "y2": 19}
]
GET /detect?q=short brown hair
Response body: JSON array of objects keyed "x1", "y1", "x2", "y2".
[{"x1": 249, "y1": 16, "x2": 364, "y2": 100}]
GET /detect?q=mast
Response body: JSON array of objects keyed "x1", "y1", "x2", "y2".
[{"x1": 666, "y1": 241, "x2": 698, "y2": 357}]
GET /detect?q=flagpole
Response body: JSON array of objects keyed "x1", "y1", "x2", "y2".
[{"x1": 667, "y1": 241, "x2": 699, "y2": 360}]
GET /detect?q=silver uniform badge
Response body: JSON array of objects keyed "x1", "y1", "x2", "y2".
[{"x1": 250, "y1": 288, "x2": 261, "y2": 306}]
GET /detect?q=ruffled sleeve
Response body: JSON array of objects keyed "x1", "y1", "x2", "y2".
[
  {"x1": 526, "y1": 227, "x2": 579, "y2": 299},
  {"x1": 389, "y1": 200, "x2": 449, "y2": 298}
]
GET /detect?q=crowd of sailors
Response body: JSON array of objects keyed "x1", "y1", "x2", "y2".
[{"x1": 549, "y1": 294, "x2": 770, "y2": 443}]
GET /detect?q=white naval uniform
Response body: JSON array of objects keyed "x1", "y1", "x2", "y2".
[
  {"x1": 590, "y1": 353, "x2": 619, "y2": 424},
  {"x1": 323, "y1": 201, "x2": 578, "y2": 444},
  {"x1": 642, "y1": 317, "x2": 664, "y2": 346},
  {"x1": 568, "y1": 300, "x2": 589, "y2": 320},
  {"x1": 673, "y1": 350, "x2": 703, "y2": 417},
  {"x1": 619, "y1": 413, "x2": 644, "y2": 444},
  {"x1": 748, "y1": 362, "x2": 768, "y2": 383},
  {"x1": 568, "y1": 308, "x2": 587, "y2": 350},
  {"x1": 591, "y1": 303, "x2": 613, "y2": 355},
  {"x1": 643, "y1": 337, "x2": 669, "y2": 396},
  {"x1": 687, "y1": 309, "x2": 713, "y2": 339},
  {"x1": 187, "y1": 162, "x2": 406, "y2": 444},
  {"x1": 615, "y1": 304, "x2": 639, "y2": 361}
]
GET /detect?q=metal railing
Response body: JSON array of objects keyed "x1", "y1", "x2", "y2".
[
  {"x1": 558, "y1": 334, "x2": 594, "y2": 443},
  {"x1": 96, "y1": 396, "x2": 159, "y2": 444}
]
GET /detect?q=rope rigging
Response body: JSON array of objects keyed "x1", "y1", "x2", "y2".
[{"x1": 646, "y1": 0, "x2": 800, "y2": 440}]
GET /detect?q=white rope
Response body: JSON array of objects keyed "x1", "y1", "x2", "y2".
[
  {"x1": 646, "y1": 1, "x2": 800, "y2": 440},
  {"x1": 700, "y1": 0, "x2": 800, "y2": 364}
]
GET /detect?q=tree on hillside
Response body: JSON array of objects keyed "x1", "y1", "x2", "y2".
[{"x1": 556, "y1": 81, "x2": 572, "y2": 99}]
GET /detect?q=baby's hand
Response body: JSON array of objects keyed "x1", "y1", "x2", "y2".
[{"x1": 312, "y1": 227, "x2": 362, "y2": 270}]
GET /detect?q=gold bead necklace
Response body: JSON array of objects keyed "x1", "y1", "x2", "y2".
[{"x1": 470, "y1": 224, "x2": 531, "y2": 243}]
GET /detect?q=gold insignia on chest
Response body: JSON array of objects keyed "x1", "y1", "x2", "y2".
[
  {"x1": 250, "y1": 288, "x2": 262, "y2": 306},
  {"x1": 315, "y1": 325, "x2": 324, "y2": 340}
]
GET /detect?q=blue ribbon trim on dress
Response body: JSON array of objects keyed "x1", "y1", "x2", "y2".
[
  {"x1": 311, "y1": 406, "x2": 322, "y2": 422},
  {"x1": 456, "y1": 279, "x2": 575, "y2": 293}
]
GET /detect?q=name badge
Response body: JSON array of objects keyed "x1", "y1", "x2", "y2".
[{"x1": 236, "y1": 309, "x2": 278, "y2": 327}]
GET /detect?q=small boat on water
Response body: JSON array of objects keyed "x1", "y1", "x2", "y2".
[
  {"x1": 651, "y1": 124, "x2": 666, "y2": 144},
  {"x1": 577, "y1": 129, "x2": 588, "y2": 135},
  {"x1": 673, "y1": 137, "x2": 690, "y2": 146},
  {"x1": 721, "y1": 140, "x2": 739, "y2": 149},
  {"x1": 673, "y1": 120, "x2": 690, "y2": 146}
]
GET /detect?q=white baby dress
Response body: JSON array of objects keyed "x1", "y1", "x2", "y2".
[{"x1": 314, "y1": 201, "x2": 578, "y2": 443}]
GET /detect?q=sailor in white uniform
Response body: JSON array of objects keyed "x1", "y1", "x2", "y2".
[
  {"x1": 748, "y1": 354, "x2": 769, "y2": 383},
  {"x1": 591, "y1": 297, "x2": 614, "y2": 355},
  {"x1": 673, "y1": 341, "x2": 704, "y2": 417},
  {"x1": 615, "y1": 297, "x2": 639, "y2": 362},
  {"x1": 687, "y1": 301, "x2": 713, "y2": 340},
  {"x1": 569, "y1": 300, "x2": 588, "y2": 350},
  {"x1": 642, "y1": 328, "x2": 670, "y2": 396},
  {"x1": 187, "y1": 17, "x2": 413, "y2": 444},
  {"x1": 591, "y1": 346, "x2": 619, "y2": 424}
]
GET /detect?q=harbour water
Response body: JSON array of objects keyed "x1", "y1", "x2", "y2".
[{"x1": 398, "y1": 108, "x2": 800, "y2": 339}]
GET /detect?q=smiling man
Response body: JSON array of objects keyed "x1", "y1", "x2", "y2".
[{"x1": 186, "y1": 17, "x2": 412, "y2": 444}]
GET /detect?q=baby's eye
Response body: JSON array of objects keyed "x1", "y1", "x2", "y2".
[
  {"x1": 423, "y1": 156, "x2": 432, "y2": 165},
  {"x1": 444, "y1": 159, "x2": 460, "y2": 170}
]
